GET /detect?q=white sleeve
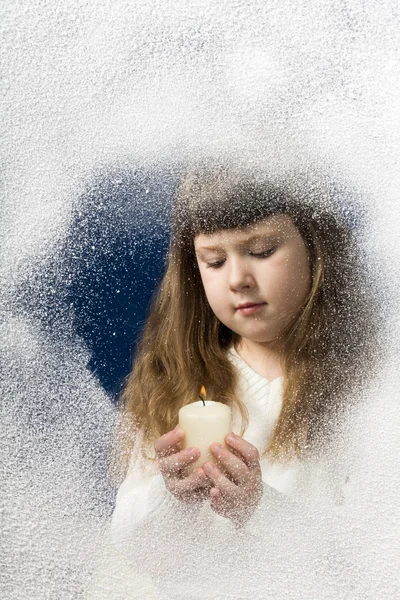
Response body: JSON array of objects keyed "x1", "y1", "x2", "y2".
[
  {"x1": 105, "y1": 445, "x2": 354, "y2": 598},
  {"x1": 111, "y1": 429, "x2": 180, "y2": 526},
  {"x1": 238, "y1": 480, "x2": 294, "y2": 533},
  {"x1": 109, "y1": 431, "x2": 204, "y2": 580},
  {"x1": 111, "y1": 474, "x2": 176, "y2": 533},
  {"x1": 241, "y1": 451, "x2": 349, "y2": 536}
]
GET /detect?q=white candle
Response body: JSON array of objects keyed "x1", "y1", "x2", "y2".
[{"x1": 178, "y1": 399, "x2": 232, "y2": 472}]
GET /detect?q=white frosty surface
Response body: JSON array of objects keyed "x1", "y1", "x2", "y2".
[
  {"x1": 1, "y1": 0, "x2": 400, "y2": 598},
  {"x1": 1, "y1": 317, "x2": 116, "y2": 599}
]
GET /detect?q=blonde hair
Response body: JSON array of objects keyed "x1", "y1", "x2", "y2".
[{"x1": 116, "y1": 165, "x2": 380, "y2": 474}]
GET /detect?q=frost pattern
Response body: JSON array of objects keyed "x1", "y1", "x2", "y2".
[{"x1": 1, "y1": 1, "x2": 400, "y2": 599}]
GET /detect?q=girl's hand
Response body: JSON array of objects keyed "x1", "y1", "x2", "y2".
[
  {"x1": 204, "y1": 433, "x2": 264, "y2": 527},
  {"x1": 154, "y1": 425, "x2": 212, "y2": 504}
]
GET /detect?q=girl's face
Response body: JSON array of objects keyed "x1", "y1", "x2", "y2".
[{"x1": 194, "y1": 215, "x2": 312, "y2": 345}]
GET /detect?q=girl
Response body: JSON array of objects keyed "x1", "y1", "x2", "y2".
[{"x1": 109, "y1": 164, "x2": 379, "y2": 598}]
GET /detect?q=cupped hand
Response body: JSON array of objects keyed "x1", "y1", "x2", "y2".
[
  {"x1": 203, "y1": 433, "x2": 264, "y2": 527},
  {"x1": 154, "y1": 425, "x2": 212, "y2": 504}
]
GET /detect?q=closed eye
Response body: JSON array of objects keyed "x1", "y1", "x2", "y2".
[
  {"x1": 249, "y1": 247, "x2": 276, "y2": 258},
  {"x1": 205, "y1": 248, "x2": 276, "y2": 268},
  {"x1": 205, "y1": 259, "x2": 226, "y2": 269}
]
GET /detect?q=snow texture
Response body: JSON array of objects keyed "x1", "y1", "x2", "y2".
[{"x1": 1, "y1": 1, "x2": 400, "y2": 599}]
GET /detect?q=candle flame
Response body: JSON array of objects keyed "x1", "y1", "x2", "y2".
[{"x1": 200, "y1": 386, "x2": 206, "y2": 398}]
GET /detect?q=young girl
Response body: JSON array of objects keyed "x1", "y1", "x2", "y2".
[{"x1": 108, "y1": 164, "x2": 379, "y2": 598}]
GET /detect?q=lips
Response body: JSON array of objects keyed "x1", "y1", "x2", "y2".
[
  {"x1": 236, "y1": 302, "x2": 267, "y2": 315},
  {"x1": 236, "y1": 302, "x2": 265, "y2": 309}
]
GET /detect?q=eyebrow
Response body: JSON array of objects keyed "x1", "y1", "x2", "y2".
[
  {"x1": 195, "y1": 232, "x2": 278, "y2": 253},
  {"x1": 195, "y1": 245, "x2": 224, "y2": 254}
]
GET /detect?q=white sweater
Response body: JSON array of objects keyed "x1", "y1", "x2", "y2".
[
  {"x1": 112, "y1": 348, "x2": 346, "y2": 524},
  {"x1": 108, "y1": 349, "x2": 350, "y2": 599}
]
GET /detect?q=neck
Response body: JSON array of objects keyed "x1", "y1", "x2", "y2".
[{"x1": 236, "y1": 338, "x2": 284, "y2": 381}]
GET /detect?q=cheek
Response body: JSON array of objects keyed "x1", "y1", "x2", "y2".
[
  {"x1": 289, "y1": 258, "x2": 311, "y2": 302},
  {"x1": 272, "y1": 254, "x2": 311, "y2": 303},
  {"x1": 199, "y1": 271, "x2": 219, "y2": 307}
]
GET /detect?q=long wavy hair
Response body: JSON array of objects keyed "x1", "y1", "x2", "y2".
[{"x1": 116, "y1": 164, "x2": 380, "y2": 475}]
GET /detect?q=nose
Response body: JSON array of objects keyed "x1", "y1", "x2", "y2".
[{"x1": 228, "y1": 257, "x2": 255, "y2": 291}]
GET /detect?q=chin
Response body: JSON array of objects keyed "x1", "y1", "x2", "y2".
[
  {"x1": 240, "y1": 331, "x2": 278, "y2": 344},
  {"x1": 253, "y1": 337, "x2": 277, "y2": 344}
]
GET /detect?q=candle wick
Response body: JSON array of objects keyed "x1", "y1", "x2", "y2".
[{"x1": 199, "y1": 395, "x2": 206, "y2": 407}]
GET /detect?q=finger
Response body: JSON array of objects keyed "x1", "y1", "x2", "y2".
[
  {"x1": 209, "y1": 443, "x2": 249, "y2": 485},
  {"x1": 203, "y1": 462, "x2": 238, "y2": 496},
  {"x1": 154, "y1": 426, "x2": 185, "y2": 459},
  {"x1": 171, "y1": 484, "x2": 212, "y2": 505},
  {"x1": 159, "y1": 447, "x2": 200, "y2": 478},
  {"x1": 209, "y1": 487, "x2": 223, "y2": 512},
  {"x1": 210, "y1": 487, "x2": 221, "y2": 500},
  {"x1": 180, "y1": 488, "x2": 210, "y2": 504},
  {"x1": 179, "y1": 480, "x2": 213, "y2": 503},
  {"x1": 225, "y1": 433, "x2": 261, "y2": 470},
  {"x1": 171, "y1": 468, "x2": 211, "y2": 496}
]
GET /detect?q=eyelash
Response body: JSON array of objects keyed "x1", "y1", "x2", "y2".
[{"x1": 205, "y1": 248, "x2": 276, "y2": 269}]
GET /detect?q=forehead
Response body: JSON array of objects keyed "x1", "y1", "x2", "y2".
[{"x1": 194, "y1": 214, "x2": 297, "y2": 249}]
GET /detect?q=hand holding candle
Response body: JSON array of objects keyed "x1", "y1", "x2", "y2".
[
  {"x1": 154, "y1": 425, "x2": 212, "y2": 504},
  {"x1": 177, "y1": 388, "x2": 263, "y2": 526},
  {"x1": 178, "y1": 387, "x2": 232, "y2": 473},
  {"x1": 205, "y1": 433, "x2": 264, "y2": 528}
]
